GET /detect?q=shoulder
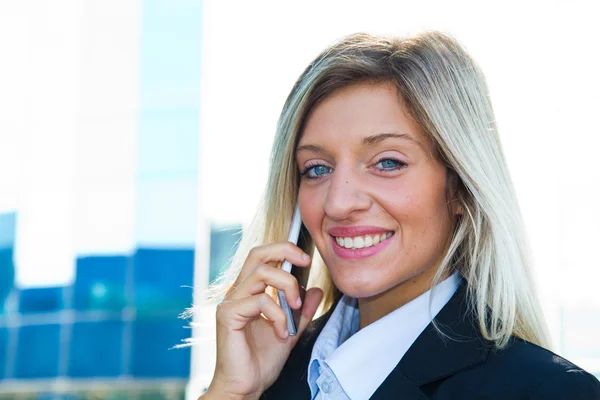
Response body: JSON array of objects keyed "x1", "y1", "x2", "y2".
[
  {"x1": 500, "y1": 339, "x2": 600, "y2": 398},
  {"x1": 529, "y1": 369, "x2": 600, "y2": 399},
  {"x1": 448, "y1": 338, "x2": 600, "y2": 399},
  {"x1": 489, "y1": 338, "x2": 593, "y2": 376}
]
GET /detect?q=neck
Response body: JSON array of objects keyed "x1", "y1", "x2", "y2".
[{"x1": 357, "y1": 268, "x2": 448, "y2": 330}]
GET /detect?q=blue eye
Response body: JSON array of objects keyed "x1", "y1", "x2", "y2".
[
  {"x1": 380, "y1": 159, "x2": 401, "y2": 168},
  {"x1": 380, "y1": 159, "x2": 398, "y2": 169},
  {"x1": 302, "y1": 164, "x2": 332, "y2": 179},
  {"x1": 375, "y1": 158, "x2": 407, "y2": 171}
]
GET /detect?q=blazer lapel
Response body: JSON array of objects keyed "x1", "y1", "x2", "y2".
[
  {"x1": 264, "y1": 280, "x2": 491, "y2": 400},
  {"x1": 370, "y1": 370, "x2": 430, "y2": 399},
  {"x1": 371, "y1": 280, "x2": 491, "y2": 399}
]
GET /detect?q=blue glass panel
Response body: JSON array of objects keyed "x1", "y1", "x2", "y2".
[
  {"x1": 0, "y1": 212, "x2": 16, "y2": 248},
  {"x1": 36, "y1": 395, "x2": 80, "y2": 400},
  {"x1": 133, "y1": 248, "x2": 194, "y2": 314},
  {"x1": 0, "y1": 247, "x2": 14, "y2": 312},
  {"x1": 18, "y1": 287, "x2": 65, "y2": 313},
  {"x1": 74, "y1": 255, "x2": 128, "y2": 311},
  {"x1": 209, "y1": 225, "x2": 241, "y2": 284},
  {"x1": 68, "y1": 320, "x2": 124, "y2": 377},
  {"x1": 131, "y1": 317, "x2": 190, "y2": 377},
  {"x1": 14, "y1": 324, "x2": 60, "y2": 378},
  {"x1": 0, "y1": 327, "x2": 8, "y2": 380}
]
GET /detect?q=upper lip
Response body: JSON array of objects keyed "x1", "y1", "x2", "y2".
[{"x1": 327, "y1": 226, "x2": 394, "y2": 237}]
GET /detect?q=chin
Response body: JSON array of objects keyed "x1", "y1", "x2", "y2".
[{"x1": 330, "y1": 274, "x2": 390, "y2": 299}]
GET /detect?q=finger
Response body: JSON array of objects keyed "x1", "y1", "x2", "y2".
[
  {"x1": 293, "y1": 287, "x2": 324, "y2": 338},
  {"x1": 235, "y1": 243, "x2": 311, "y2": 284},
  {"x1": 299, "y1": 285, "x2": 307, "y2": 304},
  {"x1": 228, "y1": 263, "x2": 302, "y2": 310},
  {"x1": 247, "y1": 242, "x2": 311, "y2": 266},
  {"x1": 216, "y1": 293, "x2": 289, "y2": 339}
]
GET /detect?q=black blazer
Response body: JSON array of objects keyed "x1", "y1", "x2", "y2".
[{"x1": 262, "y1": 281, "x2": 600, "y2": 399}]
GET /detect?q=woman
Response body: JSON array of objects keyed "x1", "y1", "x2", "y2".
[{"x1": 198, "y1": 32, "x2": 600, "y2": 399}]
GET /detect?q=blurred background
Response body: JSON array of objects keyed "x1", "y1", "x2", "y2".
[{"x1": 0, "y1": 0, "x2": 598, "y2": 399}]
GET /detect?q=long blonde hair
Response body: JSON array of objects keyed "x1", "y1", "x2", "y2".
[{"x1": 209, "y1": 31, "x2": 550, "y2": 350}]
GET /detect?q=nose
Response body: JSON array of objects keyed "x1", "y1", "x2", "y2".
[{"x1": 324, "y1": 167, "x2": 371, "y2": 221}]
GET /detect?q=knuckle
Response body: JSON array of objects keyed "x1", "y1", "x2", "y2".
[
  {"x1": 285, "y1": 242, "x2": 297, "y2": 252},
  {"x1": 254, "y1": 263, "x2": 269, "y2": 277},
  {"x1": 216, "y1": 300, "x2": 231, "y2": 312},
  {"x1": 276, "y1": 305, "x2": 286, "y2": 321},
  {"x1": 215, "y1": 302, "x2": 229, "y2": 321},
  {"x1": 284, "y1": 274, "x2": 298, "y2": 291},
  {"x1": 257, "y1": 293, "x2": 271, "y2": 308},
  {"x1": 247, "y1": 247, "x2": 259, "y2": 259}
]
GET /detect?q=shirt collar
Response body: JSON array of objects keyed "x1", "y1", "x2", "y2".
[
  {"x1": 307, "y1": 272, "x2": 461, "y2": 399},
  {"x1": 307, "y1": 294, "x2": 359, "y2": 396}
]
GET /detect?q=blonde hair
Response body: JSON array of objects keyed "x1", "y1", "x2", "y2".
[{"x1": 208, "y1": 31, "x2": 550, "y2": 350}]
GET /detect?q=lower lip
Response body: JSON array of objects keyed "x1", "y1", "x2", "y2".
[{"x1": 331, "y1": 234, "x2": 394, "y2": 259}]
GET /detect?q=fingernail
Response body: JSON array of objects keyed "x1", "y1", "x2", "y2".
[
  {"x1": 302, "y1": 253, "x2": 310, "y2": 261},
  {"x1": 284, "y1": 329, "x2": 289, "y2": 338},
  {"x1": 296, "y1": 297, "x2": 302, "y2": 307}
]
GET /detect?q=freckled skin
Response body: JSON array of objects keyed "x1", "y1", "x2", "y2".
[{"x1": 295, "y1": 82, "x2": 461, "y2": 329}]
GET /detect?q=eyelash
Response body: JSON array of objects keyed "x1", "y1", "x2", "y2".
[{"x1": 300, "y1": 158, "x2": 407, "y2": 180}]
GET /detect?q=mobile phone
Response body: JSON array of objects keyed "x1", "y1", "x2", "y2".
[{"x1": 277, "y1": 203, "x2": 302, "y2": 336}]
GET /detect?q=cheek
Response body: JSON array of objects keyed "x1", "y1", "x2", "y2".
[
  {"x1": 372, "y1": 179, "x2": 421, "y2": 221},
  {"x1": 378, "y1": 171, "x2": 449, "y2": 228},
  {"x1": 298, "y1": 183, "x2": 325, "y2": 237},
  {"x1": 403, "y1": 177, "x2": 453, "y2": 243}
]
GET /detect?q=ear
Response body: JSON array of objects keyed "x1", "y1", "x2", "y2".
[
  {"x1": 445, "y1": 167, "x2": 465, "y2": 216},
  {"x1": 452, "y1": 200, "x2": 464, "y2": 216}
]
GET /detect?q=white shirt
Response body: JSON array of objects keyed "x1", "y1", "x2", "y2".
[{"x1": 307, "y1": 272, "x2": 461, "y2": 400}]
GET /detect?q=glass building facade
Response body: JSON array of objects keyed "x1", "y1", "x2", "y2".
[{"x1": 0, "y1": 1, "x2": 242, "y2": 398}]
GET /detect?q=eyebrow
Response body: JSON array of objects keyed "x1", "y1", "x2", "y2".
[
  {"x1": 362, "y1": 132, "x2": 424, "y2": 149},
  {"x1": 296, "y1": 132, "x2": 424, "y2": 154}
]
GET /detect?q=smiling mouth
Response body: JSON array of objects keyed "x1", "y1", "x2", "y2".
[{"x1": 332, "y1": 232, "x2": 394, "y2": 250}]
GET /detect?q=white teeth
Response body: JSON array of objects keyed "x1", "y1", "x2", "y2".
[
  {"x1": 344, "y1": 237, "x2": 353, "y2": 248},
  {"x1": 335, "y1": 232, "x2": 393, "y2": 249},
  {"x1": 354, "y1": 236, "x2": 364, "y2": 248}
]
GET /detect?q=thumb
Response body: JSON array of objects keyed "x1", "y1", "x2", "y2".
[{"x1": 293, "y1": 287, "x2": 323, "y2": 338}]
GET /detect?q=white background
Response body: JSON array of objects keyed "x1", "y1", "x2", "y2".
[{"x1": 196, "y1": 0, "x2": 600, "y2": 376}]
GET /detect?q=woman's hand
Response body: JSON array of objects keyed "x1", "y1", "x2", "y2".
[{"x1": 203, "y1": 243, "x2": 323, "y2": 400}]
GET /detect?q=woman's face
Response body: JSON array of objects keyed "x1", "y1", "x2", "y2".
[{"x1": 296, "y1": 82, "x2": 459, "y2": 306}]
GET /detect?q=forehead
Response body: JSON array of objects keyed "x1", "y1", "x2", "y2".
[{"x1": 297, "y1": 81, "x2": 432, "y2": 152}]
